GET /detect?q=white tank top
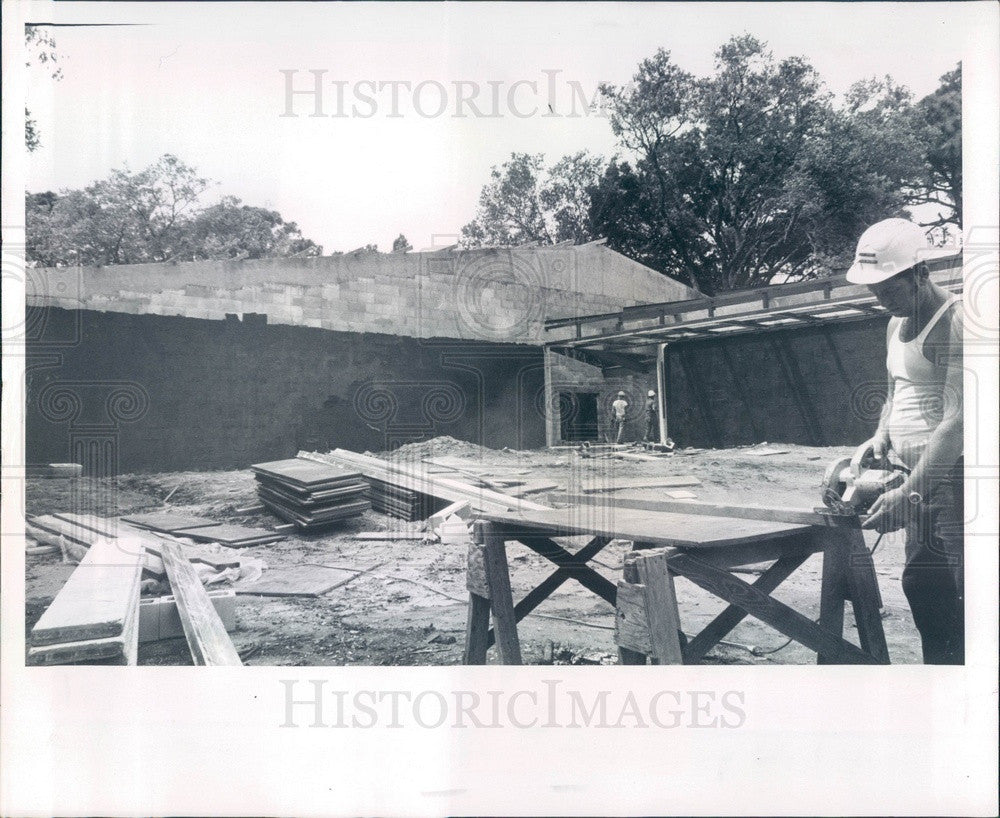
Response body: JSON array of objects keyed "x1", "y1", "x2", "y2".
[{"x1": 886, "y1": 295, "x2": 960, "y2": 468}]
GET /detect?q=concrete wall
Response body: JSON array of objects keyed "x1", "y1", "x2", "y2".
[
  {"x1": 26, "y1": 308, "x2": 545, "y2": 474},
  {"x1": 28, "y1": 244, "x2": 694, "y2": 345},
  {"x1": 664, "y1": 318, "x2": 892, "y2": 448}
]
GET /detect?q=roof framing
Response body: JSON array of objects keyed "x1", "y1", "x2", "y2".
[{"x1": 545, "y1": 256, "x2": 962, "y2": 356}]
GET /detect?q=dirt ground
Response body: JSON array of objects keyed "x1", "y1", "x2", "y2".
[{"x1": 24, "y1": 437, "x2": 923, "y2": 666}]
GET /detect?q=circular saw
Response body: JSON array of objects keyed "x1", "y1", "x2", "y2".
[{"x1": 820, "y1": 441, "x2": 909, "y2": 518}]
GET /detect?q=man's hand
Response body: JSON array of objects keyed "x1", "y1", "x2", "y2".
[
  {"x1": 861, "y1": 486, "x2": 910, "y2": 533},
  {"x1": 870, "y1": 428, "x2": 891, "y2": 461}
]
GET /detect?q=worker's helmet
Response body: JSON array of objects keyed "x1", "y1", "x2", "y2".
[
  {"x1": 616, "y1": 391, "x2": 626, "y2": 397},
  {"x1": 846, "y1": 219, "x2": 931, "y2": 284},
  {"x1": 647, "y1": 390, "x2": 655, "y2": 397}
]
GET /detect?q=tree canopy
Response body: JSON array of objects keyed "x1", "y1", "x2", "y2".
[
  {"x1": 459, "y1": 151, "x2": 604, "y2": 247},
  {"x1": 26, "y1": 155, "x2": 322, "y2": 266},
  {"x1": 460, "y1": 37, "x2": 960, "y2": 294}
]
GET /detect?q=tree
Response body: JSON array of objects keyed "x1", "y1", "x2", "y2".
[
  {"x1": 392, "y1": 233, "x2": 413, "y2": 253},
  {"x1": 460, "y1": 151, "x2": 604, "y2": 247},
  {"x1": 594, "y1": 35, "x2": 927, "y2": 292},
  {"x1": 26, "y1": 25, "x2": 63, "y2": 152},
  {"x1": 909, "y1": 64, "x2": 961, "y2": 231},
  {"x1": 181, "y1": 196, "x2": 321, "y2": 260},
  {"x1": 26, "y1": 155, "x2": 322, "y2": 265}
]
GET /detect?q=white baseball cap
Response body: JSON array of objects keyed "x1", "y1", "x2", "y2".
[{"x1": 846, "y1": 219, "x2": 931, "y2": 284}]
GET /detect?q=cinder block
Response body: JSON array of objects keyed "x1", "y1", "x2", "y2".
[{"x1": 139, "y1": 590, "x2": 236, "y2": 643}]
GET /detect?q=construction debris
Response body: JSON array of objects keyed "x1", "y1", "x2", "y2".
[{"x1": 252, "y1": 457, "x2": 370, "y2": 530}]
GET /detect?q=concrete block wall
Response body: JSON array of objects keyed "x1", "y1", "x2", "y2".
[
  {"x1": 28, "y1": 244, "x2": 695, "y2": 346},
  {"x1": 26, "y1": 307, "x2": 546, "y2": 473}
]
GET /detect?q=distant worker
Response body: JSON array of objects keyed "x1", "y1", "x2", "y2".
[
  {"x1": 848, "y1": 218, "x2": 963, "y2": 665},
  {"x1": 643, "y1": 390, "x2": 658, "y2": 443},
  {"x1": 610, "y1": 391, "x2": 629, "y2": 444}
]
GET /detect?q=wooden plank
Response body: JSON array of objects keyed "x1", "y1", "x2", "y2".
[
  {"x1": 30, "y1": 536, "x2": 145, "y2": 646},
  {"x1": 487, "y1": 507, "x2": 809, "y2": 550},
  {"x1": 463, "y1": 594, "x2": 491, "y2": 665},
  {"x1": 562, "y1": 492, "x2": 852, "y2": 528},
  {"x1": 251, "y1": 457, "x2": 362, "y2": 487},
  {"x1": 122, "y1": 511, "x2": 222, "y2": 533},
  {"x1": 28, "y1": 599, "x2": 139, "y2": 665},
  {"x1": 632, "y1": 550, "x2": 684, "y2": 664},
  {"x1": 466, "y1": 542, "x2": 490, "y2": 598},
  {"x1": 233, "y1": 564, "x2": 357, "y2": 597},
  {"x1": 615, "y1": 581, "x2": 653, "y2": 655},
  {"x1": 504, "y1": 480, "x2": 559, "y2": 497},
  {"x1": 477, "y1": 522, "x2": 522, "y2": 665},
  {"x1": 580, "y1": 476, "x2": 701, "y2": 493},
  {"x1": 179, "y1": 523, "x2": 286, "y2": 546},
  {"x1": 667, "y1": 551, "x2": 878, "y2": 664},
  {"x1": 159, "y1": 539, "x2": 242, "y2": 666},
  {"x1": 28, "y1": 514, "x2": 96, "y2": 546},
  {"x1": 50, "y1": 514, "x2": 243, "y2": 569}
]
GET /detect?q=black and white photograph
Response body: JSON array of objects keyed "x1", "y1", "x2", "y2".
[{"x1": 2, "y1": 1, "x2": 997, "y2": 815}]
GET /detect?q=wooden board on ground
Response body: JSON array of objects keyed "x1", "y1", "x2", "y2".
[
  {"x1": 234, "y1": 564, "x2": 359, "y2": 597},
  {"x1": 580, "y1": 476, "x2": 701, "y2": 493},
  {"x1": 28, "y1": 600, "x2": 139, "y2": 665},
  {"x1": 122, "y1": 511, "x2": 222, "y2": 534},
  {"x1": 160, "y1": 539, "x2": 242, "y2": 666},
  {"x1": 351, "y1": 531, "x2": 427, "y2": 541},
  {"x1": 50, "y1": 513, "x2": 244, "y2": 569},
  {"x1": 179, "y1": 523, "x2": 286, "y2": 547},
  {"x1": 30, "y1": 536, "x2": 144, "y2": 647},
  {"x1": 505, "y1": 480, "x2": 559, "y2": 497}
]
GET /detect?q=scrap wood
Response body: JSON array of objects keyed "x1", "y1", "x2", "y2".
[
  {"x1": 28, "y1": 603, "x2": 139, "y2": 666},
  {"x1": 159, "y1": 539, "x2": 242, "y2": 666}
]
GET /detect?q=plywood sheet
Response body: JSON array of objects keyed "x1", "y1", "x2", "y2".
[
  {"x1": 233, "y1": 564, "x2": 358, "y2": 597},
  {"x1": 122, "y1": 511, "x2": 222, "y2": 533}
]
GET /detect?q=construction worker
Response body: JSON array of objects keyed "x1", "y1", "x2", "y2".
[
  {"x1": 643, "y1": 390, "x2": 658, "y2": 443},
  {"x1": 610, "y1": 391, "x2": 629, "y2": 444},
  {"x1": 847, "y1": 218, "x2": 964, "y2": 664}
]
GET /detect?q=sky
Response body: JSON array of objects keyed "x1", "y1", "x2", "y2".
[{"x1": 23, "y1": 1, "x2": 972, "y2": 254}]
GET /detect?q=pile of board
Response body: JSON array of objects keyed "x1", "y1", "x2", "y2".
[
  {"x1": 26, "y1": 513, "x2": 243, "y2": 666},
  {"x1": 252, "y1": 457, "x2": 370, "y2": 530},
  {"x1": 365, "y1": 476, "x2": 444, "y2": 521}
]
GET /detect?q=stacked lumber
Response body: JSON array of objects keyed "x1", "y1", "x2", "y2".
[
  {"x1": 366, "y1": 476, "x2": 444, "y2": 521},
  {"x1": 304, "y1": 449, "x2": 554, "y2": 515},
  {"x1": 252, "y1": 457, "x2": 370, "y2": 530},
  {"x1": 28, "y1": 536, "x2": 145, "y2": 665}
]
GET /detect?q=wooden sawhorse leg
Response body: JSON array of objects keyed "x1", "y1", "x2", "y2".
[
  {"x1": 817, "y1": 527, "x2": 889, "y2": 664},
  {"x1": 463, "y1": 521, "x2": 522, "y2": 665},
  {"x1": 614, "y1": 548, "x2": 685, "y2": 664}
]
